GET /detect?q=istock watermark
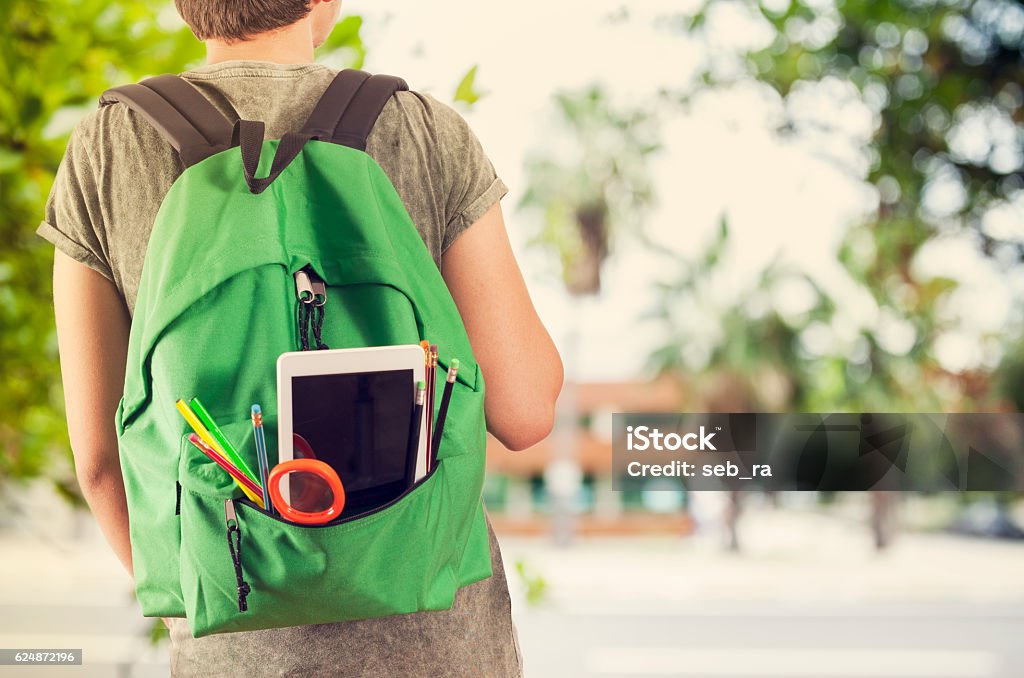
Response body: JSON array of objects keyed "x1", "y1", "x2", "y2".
[
  {"x1": 611, "y1": 413, "x2": 1024, "y2": 491},
  {"x1": 626, "y1": 425, "x2": 718, "y2": 451}
]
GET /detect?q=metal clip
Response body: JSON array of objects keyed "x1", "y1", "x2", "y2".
[
  {"x1": 224, "y1": 498, "x2": 237, "y2": 528},
  {"x1": 294, "y1": 270, "x2": 314, "y2": 304},
  {"x1": 309, "y1": 272, "x2": 327, "y2": 307}
]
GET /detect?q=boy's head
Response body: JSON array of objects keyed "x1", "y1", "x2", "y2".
[{"x1": 175, "y1": 0, "x2": 340, "y2": 46}]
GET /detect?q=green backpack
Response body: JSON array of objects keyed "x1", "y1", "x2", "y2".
[{"x1": 99, "y1": 70, "x2": 492, "y2": 637}]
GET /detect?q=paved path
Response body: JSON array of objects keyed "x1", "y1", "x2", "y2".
[
  {"x1": 1, "y1": 484, "x2": 1022, "y2": 677},
  {"x1": 499, "y1": 500, "x2": 1024, "y2": 677},
  {"x1": 511, "y1": 602, "x2": 1024, "y2": 677}
]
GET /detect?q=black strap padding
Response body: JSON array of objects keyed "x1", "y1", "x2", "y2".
[
  {"x1": 98, "y1": 70, "x2": 407, "y2": 190},
  {"x1": 232, "y1": 119, "x2": 313, "y2": 195},
  {"x1": 143, "y1": 75, "x2": 235, "y2": 147},
  {"x1": 302, "y1": 69, "x2": 369, "y2": 140},
  {"x1": 301, "y1": 70, "x2": 409, "y2": 151},
  {"x1": 98, "y1": 75, "x2": 235, "y2": 167}
]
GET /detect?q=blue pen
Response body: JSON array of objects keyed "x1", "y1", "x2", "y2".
[{"x1": 251, "y1": 404, "x2": 274, "y2": 515}]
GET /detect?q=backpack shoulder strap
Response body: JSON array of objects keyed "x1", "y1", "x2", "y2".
[
  {"x1": 302, "y1": 69, "x2": 409, "y2": 151},
  {"x1": 98, "y1": 74, "x2": 235, "y2": 167}
]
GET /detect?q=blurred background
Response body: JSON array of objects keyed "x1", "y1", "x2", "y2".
[{"x1": 2, "y1": 0, "x2": 1024, "y2": 676}]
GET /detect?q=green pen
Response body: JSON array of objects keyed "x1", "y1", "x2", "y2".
[{"x1": 188, "y1": 397, "x2": 260, "y2": 485}]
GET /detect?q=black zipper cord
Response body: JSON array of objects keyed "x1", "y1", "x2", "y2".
[
  {"x1": 311, "y1": 304, "x2": 329, "y2": 350},
  {"x1": 297, "y1": 298, "x2": 329, "y2": 351},
  {"x1": 298, "y1": 301, "x2": 311, "y2": 351},
  {"x1": 226, "y1": 522, "x2": 251, "y2": 612}
]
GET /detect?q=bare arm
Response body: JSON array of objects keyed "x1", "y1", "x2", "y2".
[
  {"x1": 441, "y1": 201, "x2": 564, "y2": 451},
  {"x1": 52, "y1": 250, "x2": 133, "y2": 576}
]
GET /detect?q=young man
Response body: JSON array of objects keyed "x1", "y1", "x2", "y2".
[{"x1": 38, "y1": 1, "x2": 564, "y2": 675}]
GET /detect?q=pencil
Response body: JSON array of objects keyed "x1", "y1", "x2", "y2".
[
  {"x1": 419, "y1": 341, "x2": 431, "y2": 466},
  {"x1": 431, "y1": 359, "x2": 459, "y2": 468},
  {"x1": 176, "y1": 399, "x2": 258, "y2": 487},
  {"x1": 406, "y1": 380, "x2": 426, "y2": 482},
  {"x1": 251, "y1": 404, "x2": 273, "y2": 515},
  {"x1": 187, "y1": 397, "x2": 259, "y2": 486},
  {"x1": 187, "y1": 433, "x2": 265, "y2": 508},
  {"x1": 426, "y1": 344, "x2": 438, "y2": 461}
]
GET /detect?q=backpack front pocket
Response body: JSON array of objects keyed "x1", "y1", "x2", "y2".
[{"x1": 177, "y1": 413, "x2": 479, "y2": 637}]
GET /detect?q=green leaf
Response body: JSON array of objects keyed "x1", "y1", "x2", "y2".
[
  {"x1": 319, "y1": 15, "x2": 366, "y2": 68},
  {"x1": 453, "y1": 65, "x2": 486, "y2": 107}
]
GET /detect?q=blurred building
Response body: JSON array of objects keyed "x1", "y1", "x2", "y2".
[{"x1": 484, "y1": 378, "x2": 694, "y2": 536}]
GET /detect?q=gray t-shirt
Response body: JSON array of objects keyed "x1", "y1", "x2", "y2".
[{"x1": 37, "y1": 60, "x2": 520, "y2": 677}]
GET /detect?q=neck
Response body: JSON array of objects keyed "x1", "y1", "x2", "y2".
[{"x1": 205, "y1": 21, "x2": 315, "y2": 65}]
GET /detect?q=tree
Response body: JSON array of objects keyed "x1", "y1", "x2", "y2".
[
  {"x1": 0, "y1": 2, "x2": 364, "y2": 495},
  {"x1": 519, "y1": 85, "x2": 661, "y2": 295},
  {"x1": 644, "y1": 0, "x2": 1024, "y2": 549},
  {"x1": 650, "y1": 0, "x2": 1024, "y2": 412}
]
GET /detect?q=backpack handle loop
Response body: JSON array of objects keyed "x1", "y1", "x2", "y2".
[{"x1": 232, "y1": 119, "x2": 313, "y2": 195}]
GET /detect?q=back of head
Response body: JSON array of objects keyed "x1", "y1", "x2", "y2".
[{"x1": 175, "y1": 0, "x2": 339, "y2": 44}]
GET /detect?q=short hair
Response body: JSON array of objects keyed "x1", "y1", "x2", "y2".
[{"x1": 174, "y1": 0, "x2": 314, "y2": 41}]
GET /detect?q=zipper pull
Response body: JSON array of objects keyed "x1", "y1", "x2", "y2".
[
  {"x1": 224, "y1": 499, "x2": 250, "y2": 613},
  {"x1": 224, "y1": 498, "x2": 237, "y2": 528},
  {"x1": 295, "y1": 267, "x2": 329, "y2": 351},
  {"x1": 306, "y1": 268, "x2": 329, "y2": 350},
  {"x1": 294, "y1": 269, "x2": 314, "y2": 304},
  {"x1": 307, "y1": 269, "x2": 327, "y2": 307}
]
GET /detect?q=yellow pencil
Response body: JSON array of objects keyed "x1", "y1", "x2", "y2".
[{"x1": 175, "y1": 400, "x2": 263, "y2": 505}]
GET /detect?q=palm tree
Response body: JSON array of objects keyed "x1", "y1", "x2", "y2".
[
  {"x1": 520, "y1": 85, "x2": 661, "y2": 295},
  {"x1": 518, "y1": 85, "x2": 661, "y2": 542}
]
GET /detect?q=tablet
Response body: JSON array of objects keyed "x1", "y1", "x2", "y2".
[{"x1": 277, "y1": 344, "x2": 427, "y2": 516}]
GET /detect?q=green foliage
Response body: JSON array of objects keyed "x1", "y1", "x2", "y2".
[
  {"x1": 646, "y1": 218, "x2": 816, "y2": 409},
  {"x1": 519, "y1": 85, "x2": 661, "y2": 295},
  {"x1": 0, "y1": 0, "x2": 203, "y2": 491},
  {"x1": 646, "y1": 0, "x2": 1024, "y2": 412},
  {"x1": 0, "y1": 3, "x2": 363, "y2": 491},
  {"x1": 514, "y1": 558, "x2": 549, "y2": 607},
  {"x1": 453, "y1": 65, "x2": 486, "y2": 107},
  {"x1": 514, "y1": 1, "x2": 1021, "y2": 413},
  {"x1": 149, "y1": 618, "x2": 170, "y2": 646},
  {"x1": 736, "y1": 0, "x2": 1024, "y2": 241},
  {"x1": 994, "y1": 339, "x2": 1024, "y2": 411},
  {"x1": 320, "y1": 15, "x2": 366, "y2": 68}
]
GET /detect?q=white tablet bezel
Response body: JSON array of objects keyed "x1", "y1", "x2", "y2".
[{"x1": 276, "y1": 344, "x2": 427, "y2": 507}]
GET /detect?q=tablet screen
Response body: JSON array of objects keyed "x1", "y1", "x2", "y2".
[{"x1": 290, "y1": 368, "x2": 415, "y2": 516}]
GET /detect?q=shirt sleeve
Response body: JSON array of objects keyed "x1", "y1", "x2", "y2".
[
  {"x1": 35, "y1": 121, "x2": 115, "y2": 282},
  {"x1": 428, "y1": 95, "x2": 509, "y2": 253}
]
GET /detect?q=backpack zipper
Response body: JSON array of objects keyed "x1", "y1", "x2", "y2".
[
  {"x1": 308, "y1": 268, "x2": 327, "y2": 306},
  {"x1": 224, "y1": 499, "x2": 251, "y2": 612},
  {"x1": 294, "y1": 269, "x2": 314, "y2": 304},
  {"x1": 294, "y1": 266, "x2": 327, "y2": 305},
  {"x1": 236, "y1": 460, "x2": 442, "y2": 529},
  {"x1": 294, "y1": 266, "x2": 329, "y2": 350}
]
